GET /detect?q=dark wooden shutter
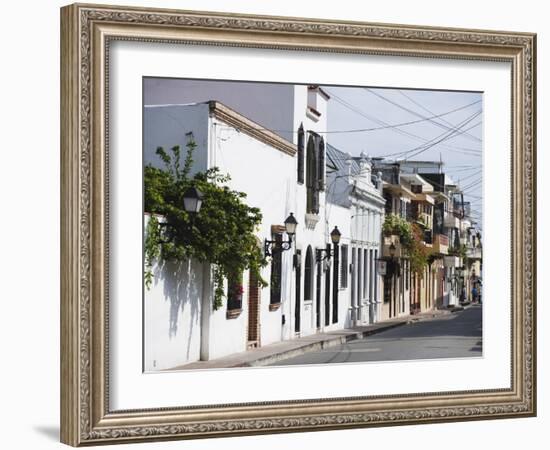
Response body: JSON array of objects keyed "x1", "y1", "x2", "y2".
[
  {"x1": 270, "y1": 234, "x2": 283, "y2": 304},
  {"x1": 306, "y1": 135, "x2": 317, "y2": 214},
  {"x1": 297, "y1": 123, "x2": 304, "y2": 184},
  {"x1": 317, "y1": 136, "x2": 325, "y2": 191},
  {"x1": 332, "y1": 244, "x2": 339, "y2": 323},
  {"x1": 340, "y1": 244, "x2": 348, "y2": 288}
]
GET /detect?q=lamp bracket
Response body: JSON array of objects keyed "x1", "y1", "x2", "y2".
[{"x1": 264, "y1": 236, "x2": 292, "y2": 257}]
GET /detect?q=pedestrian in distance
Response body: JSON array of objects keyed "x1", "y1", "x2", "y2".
[{"x1": 472, "y1": 286, "x2": 479, "y2": 303}]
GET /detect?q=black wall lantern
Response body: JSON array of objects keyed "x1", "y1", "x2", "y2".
[
  {"x1": 264, "y1": 213, "x2": 298, "y2": 257},
  {"x1": 158, "y1": 185, "x2": 204, "y2": 243},
  {"x1": 316, "y1": 226, "x2": 341, "y2": 262},
  {"x1": 389, "y1": 242, "x2": 396, "y2": 259},
  {"x1": 183, "y1": 186, "x2": 204, "y2": 215}
]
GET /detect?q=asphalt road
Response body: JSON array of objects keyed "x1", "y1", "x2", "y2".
[{"x1": 270, "y1": 305, "x2": 483, "y2": 366}]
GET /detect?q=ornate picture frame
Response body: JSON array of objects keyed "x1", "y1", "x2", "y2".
[{"x1": 60, "y1": 3, "x2": 536, "y2": 446}]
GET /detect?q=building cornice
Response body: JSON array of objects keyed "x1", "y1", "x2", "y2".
[
  {"x1": 351, "y1": 186, "x2": 386, "y2": 208},
  {"x1": 209, "y1": 101, "x2": 297, "y2": 156}
]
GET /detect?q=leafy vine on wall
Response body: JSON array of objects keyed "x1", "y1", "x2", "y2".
[
  {"x1": 144, "y1": 138, "x2": 268, "y2": 310},
  {"x1": 383, "y1": 213, "x2": 433, "y2": 273}
]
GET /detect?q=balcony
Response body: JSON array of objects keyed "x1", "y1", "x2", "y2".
[
  {"x1": 433, "y1": 234, "x2": 449, "y2": 255},
  {"x1": 416, "y1": 212, "x2": 433, "y2": 229},
  {"x1": 382, "y1": 235, "x2": 405, "y2": 258},
  {"x1": 466, "y1": 247, "x2": 482, "y2": 259},
  {"x1": 444, "y1": 255, "x2": 462, "y2": 268},
  {"x1": 444, "y1": 211, "x2": 460, "y2": 228}
]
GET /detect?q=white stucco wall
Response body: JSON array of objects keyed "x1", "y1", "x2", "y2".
[
  {"x1": 143, "y1": 214, "x2": 205, "y2": 371},
  {"x1": 143, "y1": 86, "x2": 376, "y2": 366},
  {"x1": 201, "y1": 273, "x2": 249, "y2": 360},
  {"x1": 207, "y1": 115, "x2": 297, "y2": 350},
  {"x1": 325, "y1": 203, "x2": 353, "y2": 330}
]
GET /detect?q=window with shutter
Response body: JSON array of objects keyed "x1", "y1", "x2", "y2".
[
  {"x1": 297, "y1": 123, "x2": 304, "y2": 184},
  {"x1": 304, "y1": 247, "x2": 313, "y2": 301},
  {"x1": 317, "y1": 136, "x2": 325, "y2": 191},
  {"x1": 340, "y1": 244, "x2": 348, "y2": 288},
  {"x1": 227, "y1": 271, "x2": 243, "y2": 311},
  {"x1": 269, "y1": 233, "x2": 283, "y2": 305},
  {"x1": 306, "y1": 134, "x2": 318, "y2": 214}
]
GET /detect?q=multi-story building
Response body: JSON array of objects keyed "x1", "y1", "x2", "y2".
[
  {"x1": 142, "y1": 80, "x2": 483, "y2": 370},
  {"x1": 372, "y1": 159, "x2": 414, "y2": 319},
  {"x1": 325, "y1": 147, "x2": 386, "y2": 326},
  {"x1": 143, "y1": 85, "x2": 377, "y2": 370}
]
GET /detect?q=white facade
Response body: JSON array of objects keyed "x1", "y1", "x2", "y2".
[
  {"x1": 144, "y1": 214, "x2": 206, "y2": 371},
  {"x1": 326, "y1": 148, "x2": 386, "y2": 327},
  {"x1": 144, "y1": 86, "x2": 371, "y2": 370}
]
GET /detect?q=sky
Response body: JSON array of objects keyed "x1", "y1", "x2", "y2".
[
  {"x1": 323, "y1": 86, "x2": 483, "y2": 229},
  {"x1": 144, "y1": 78, "x2": 483, "y2": 230}
]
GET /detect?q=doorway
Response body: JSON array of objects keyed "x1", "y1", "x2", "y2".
[
  {"x1": 247, "y1": 270, "x2": 260, "y2": 348},
  {"x1": 295, "y1": 249, "x2": 302, "y2": 333}
]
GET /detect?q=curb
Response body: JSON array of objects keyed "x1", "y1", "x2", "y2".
[{"x1": 235, "y1": 321, "x2": 408, "y2": 368}]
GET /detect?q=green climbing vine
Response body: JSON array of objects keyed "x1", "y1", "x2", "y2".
[
  {"x1": 144, "y1": 138, "x2": 268, "y2": 310},
  {"x1": 383, "y1": 213, "x2": 433, "y2": 274}
]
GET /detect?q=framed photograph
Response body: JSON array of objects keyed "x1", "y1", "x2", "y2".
[{"x1": 60, "y1": 3, "x2": 536, "y2": 446}]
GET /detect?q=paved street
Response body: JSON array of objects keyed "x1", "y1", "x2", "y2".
[{"x1": 270, "y1": 305, "x2": 482, "y2": 366}]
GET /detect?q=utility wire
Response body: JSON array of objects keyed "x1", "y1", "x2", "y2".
[
  {"x1": 327, "y1": 90, "x2": 482, "y2": 154},
  {"x1": 397, "y1": 89, "x2": 483, "y2": 143},
  {"x1": 389, "y1": 110, "x2": 482, "y2": 161},
  {"x1": 214, "y1": 98, "x2": 483, "y2": 136},
  {"x1": 365, "y1": 88, "x2": 482, "y2": 143},
  {"x1": 461, "y1": 180, "x2": 483, "y2": 193},
  {"x1": 456, "y1": 170, "x2": 482, "y2": 183}
]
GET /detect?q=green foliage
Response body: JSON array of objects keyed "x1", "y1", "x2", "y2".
[
  {"x1": 448, "y1": 243, "x2": 467, "y2": 259},
  {"x1": 383, "y1": 214, "x2": 432, "y2": 274},
  {"x1": 408, "y1": 223, "x2": 432, "y2": 274},
  {"x1": 144, "y1": 138, "x2": 268, "y2": 309},
  {"x1": 383, "y1": 214, "x2": 413, "y2": 247},
  {"x1": 144, "y1": 215, "x2": 161, "y2": 290},
  {"x1": 448, "y1": 243, "x2": 468, "y2": 267}
]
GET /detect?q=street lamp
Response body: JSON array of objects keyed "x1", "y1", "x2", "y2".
[
  {"x1": 389, "y1": 242, "x2": 396, "y2": 259},
  {"x1": 284, "y1": 212, "x2": 298, "y2": 236},
  {"x1": 264, "y1": 213, "x2": 298, "y2": 257},
  {"x1": 183, "y1": 186, "x2": 204, "y2": 215},
  {"x1": 158, "y1": 185, "x2": 204, "y2": 243},
  {"x1": 316, "y1": 226, "x2": 341, "y2": 262},
  {"x1": 330, "y1": 226, "x2": 341, "y2": 245}
]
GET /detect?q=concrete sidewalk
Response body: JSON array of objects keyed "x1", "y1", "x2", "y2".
[{"x1": 168, "y1": 308, "x2": 456, "y2": 371}]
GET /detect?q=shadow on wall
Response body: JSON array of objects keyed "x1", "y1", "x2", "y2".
[{"x1": 155, "y1": 259, "x2": 202, "y2": 360}]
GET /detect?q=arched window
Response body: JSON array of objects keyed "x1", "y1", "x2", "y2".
[
  {"x1": 304, "y1": 246, "x2": 313, "y2": 301},
  {"x1": 306, "y1": 135, "x2": 318, "y2": 214},
  {"x1": 297, "y1": 123, "x2": 305, "y2": 184}
]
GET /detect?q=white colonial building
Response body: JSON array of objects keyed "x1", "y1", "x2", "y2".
[
  {"x1": 144, "y1": 85, "x2": 386, "y2": 371},
  {"x1": 325, "y1": 146, "x2": 385, "y2": 327}
]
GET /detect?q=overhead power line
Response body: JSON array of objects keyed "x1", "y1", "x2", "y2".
[
  {"x1": 388, "y1": 110, "x2": 482, "y2": 161},
  {"x1": 456, "y1": 170, "x2": 483, "y2": 183},
  {"x1": 397, "y1": 89, "x2": 483, "y2": 144},
  {"x1": 327, "y1": 89, "x2": 482, "y2": 154},
  {"x1": 365, "y1": 88, "x2": 482, "y2": 143}
]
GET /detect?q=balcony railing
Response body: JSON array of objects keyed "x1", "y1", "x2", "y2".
[
  {"x1": 443, "y1": 211, "x2": 460, "y2": 228},
  {"x1": 433, "y1": 234, "x2": 449, "y2": 255},
  {"x1": 444, "y1": 255, "x2": 462, "y2": 268},
  {"x1": 416, "y1": 212, "x2": 433, "y2": 229},
  {"x1": 466, "y1": 247, "x2": 482, "y2": 259}
]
